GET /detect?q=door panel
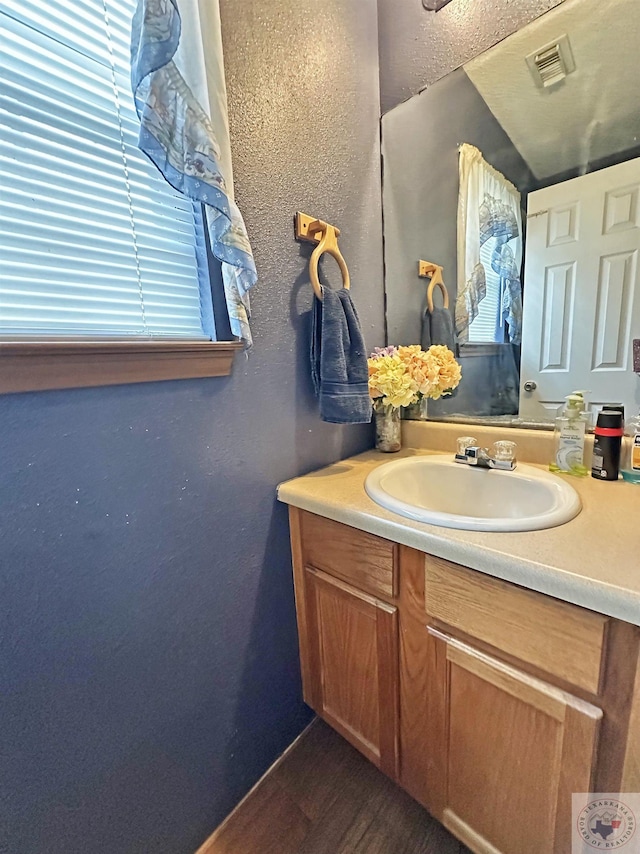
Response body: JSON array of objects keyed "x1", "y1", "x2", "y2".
[
  {"x1": 520, "y1": 156, "x2": 640, "y2": 419},
  {"x1": 593, "y1": 250, "x2": 636, "y2": 369},
  {"x1": 540, "y1": 261, "x2": 574, "y2": 373},
  {"x1": 317, "y1": 578, "x2": 380, "y2": 751},
  {"x1": 432, "y1": 630, "x2": 601, "y2": 854},
  {"x1": 304, "y1": 567, "x2": 399, "y2": 778}
]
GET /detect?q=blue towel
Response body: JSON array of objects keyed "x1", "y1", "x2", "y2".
[
  {"x1": 421, "y1": 306, "x2": 456, "y2": 353},
  {"x1": 310, "y1": 288, "x2": 371, "y2": 424}
]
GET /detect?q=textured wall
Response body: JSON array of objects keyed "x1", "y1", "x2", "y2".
[
  {"x1": 377, "y1": 0, "x2": 565, "y2": 113},
  {"x1": 0, "y1": 2, "x2": 384, "y2": 852}
]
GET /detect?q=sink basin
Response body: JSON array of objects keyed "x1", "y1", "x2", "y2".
[{"x1": 364, "y1": 455, "x2": 581, "y2": 532}]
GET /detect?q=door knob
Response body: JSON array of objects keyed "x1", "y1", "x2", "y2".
[{"x1": 523, "y1": 381, "x2": 537, "y2": 392}]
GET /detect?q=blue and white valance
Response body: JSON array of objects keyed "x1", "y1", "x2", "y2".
[{"x1": 131, "y1": 0, "x2": 257, "y2": 346}]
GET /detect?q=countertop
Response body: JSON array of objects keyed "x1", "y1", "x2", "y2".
[{"x1": 277, "y1": 447, "x2": 640, "y2": 626}]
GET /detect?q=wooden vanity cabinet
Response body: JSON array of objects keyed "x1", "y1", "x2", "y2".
[
  {"x1": 426, "y1": 628, "x2": 601, "y2": 854},
  {"x1": 288, "y1": 508, "x2": 640, "y2": 854},
  {"x1": 416, "y1": 558, "x2": 611, "y2": 854},
  {"x1": 302, "y1": 567, "x2": 399, "y2": 777},
  {"x1": 289, "y1": 509, "x2": 400, "y2": 777}
]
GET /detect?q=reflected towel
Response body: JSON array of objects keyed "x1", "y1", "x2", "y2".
[
  {"x1": 421, "y1": 306, "x2": 456, "y2": 353},
  {"x1": 310, "y1": 288, "x2": 371, "y2": 424}
]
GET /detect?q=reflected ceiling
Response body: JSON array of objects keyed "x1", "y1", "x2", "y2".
[{"x1": 465, "y1": 0, "x2": 640, "y2": 179}]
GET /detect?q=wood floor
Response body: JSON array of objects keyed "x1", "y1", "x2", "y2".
[{"x1": 201, "y1": 720, "x2": 469, "y2": 854}]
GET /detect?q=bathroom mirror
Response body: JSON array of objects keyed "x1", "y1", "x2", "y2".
[{"x1": 382, "y1": 0, "x2": 640, "y2": 426}]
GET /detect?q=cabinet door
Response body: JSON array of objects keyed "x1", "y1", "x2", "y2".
[
  {"x1": 304, "y1": 566, "x2": 399, "y2": 778},
  {"x1": 431, "y1": 629, "x2": 602, "y2": 854}
]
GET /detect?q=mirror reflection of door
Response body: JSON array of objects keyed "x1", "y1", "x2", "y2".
[{"x1": 520, "y1": 156, "x2": 640, "y2": 420}]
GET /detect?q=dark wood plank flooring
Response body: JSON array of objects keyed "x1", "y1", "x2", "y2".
[{"x1": 203, "y1": 720, "x2": 469, "y2": 854}]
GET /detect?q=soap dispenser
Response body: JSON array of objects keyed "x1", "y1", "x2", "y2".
[
  {"x1": 621, "y1": 411, "x2": 640, "y2": 484},
  {"x1": 550, "y1": 392, "x2": 589, "y2": 477}
]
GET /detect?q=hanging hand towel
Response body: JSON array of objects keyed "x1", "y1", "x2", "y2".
[
  {"x1": 421, "y1": 306, "x2": 457, "y2": 353},
  {"x1": 310, "y1": 288, "x2": 371, "y2": 424}
]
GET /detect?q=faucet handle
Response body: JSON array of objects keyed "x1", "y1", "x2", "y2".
[
  {"x1": 456, "y1": 436, "x2": 478, "y2": 456},
  {"x1": 492, "y1": 440, "x2": 517, "y2": 463}
]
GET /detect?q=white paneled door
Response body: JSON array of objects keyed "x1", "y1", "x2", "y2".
[{"x1": 519, "y1": 157, "x2": 640, "y2": 420}]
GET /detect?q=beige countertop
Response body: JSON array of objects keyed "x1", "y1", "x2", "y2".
[{"x1": 278, "y1": 446, "x2": 640, "y2": 626}]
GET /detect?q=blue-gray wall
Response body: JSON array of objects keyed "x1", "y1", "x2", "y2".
[{"x1": 0, "y1": 2, "x2": 384, "y2": 851}]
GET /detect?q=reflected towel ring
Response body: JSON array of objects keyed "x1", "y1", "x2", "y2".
[
  {"x1": 308, "y1": 221, "x2": 350, "y2": 300},
  {"x1": 428, "y1": 278, "x2": 449, "y2": 313},
  {"x1": 418, "y1": 260, "x2": 450, "y2": 313}
]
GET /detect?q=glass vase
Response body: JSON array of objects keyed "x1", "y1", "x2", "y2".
[
  {"x1": 374, "y1": 405, "x2": 402, "y2": 453},
  {"x1": 403, "y1": 397, "x2": 429, "y2": 421}
]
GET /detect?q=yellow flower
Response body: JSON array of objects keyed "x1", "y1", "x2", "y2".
[
  {"x1": 368, "y1": 344, "x2": 461, "y2": 409},
  {"x1": 397, "y1": 344, "x2": 461, "y2": 399},
  {"x1": 427, "y1": 345, "x2": 462, "y2": 394},
  {"x1": 367, "y1": 353, "x2": 418, "y2": 409}
]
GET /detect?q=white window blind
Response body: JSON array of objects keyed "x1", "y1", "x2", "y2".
[
  {"x1": 467, "y1": 237, "x2": 506, "y2": 344},
  {"x1": 0, "y1": 0, "x2": 213, "y2": 338}
]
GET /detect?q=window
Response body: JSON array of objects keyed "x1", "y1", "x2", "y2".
[
  {"x1": 456, "y1": 144, "x2": 523, "y2": 348},
  {"x1": 467, "y1": 237, "x2": 507, "y2": 345},
  {"x1": 0, "y1": 0, "x2": 239, "y2": 392}
]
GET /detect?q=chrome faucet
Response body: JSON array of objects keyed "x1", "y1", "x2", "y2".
[{"x1": 454, "y1": 437, "x2": 517, "y2": 471}]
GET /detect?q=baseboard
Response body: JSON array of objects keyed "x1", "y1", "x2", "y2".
[{"x1": 194, "y1": 717, "x2": 319, "y2": 854}]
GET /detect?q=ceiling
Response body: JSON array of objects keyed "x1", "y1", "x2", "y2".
[{"x1": 464, "y1": 0, "x2": 640, "y2": 180}]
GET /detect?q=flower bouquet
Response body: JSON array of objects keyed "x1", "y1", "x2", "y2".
[{"x1": 368, "y1": 345, "x2": 462, "y2": 451}]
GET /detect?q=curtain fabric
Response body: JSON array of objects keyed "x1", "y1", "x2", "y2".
[
  {"x1": 455, "y1": 143, "x2": 523, "y2": 345},
  {"x1": 130, "y1": 0, "x2": 257, "y2": 346}
]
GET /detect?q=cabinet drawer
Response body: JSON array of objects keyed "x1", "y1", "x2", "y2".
[
  {"x1": 425, "y1": 557, "x2": 608, "y2": 695},
  {"x1": 300, "y1": 512, "x2": 397, "y2": 600}
]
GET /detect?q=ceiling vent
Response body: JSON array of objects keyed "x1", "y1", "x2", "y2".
[{"x1": 526, "y1": 34, "x2": 576, "y2": 89}]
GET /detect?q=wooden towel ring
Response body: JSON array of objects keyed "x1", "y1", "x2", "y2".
[
  {"x1": 418, "y1": 260, "x2": 450, "y2": 313},
  {"x1": 308, "y1": 220, "x2": 351, "y2": 300}
]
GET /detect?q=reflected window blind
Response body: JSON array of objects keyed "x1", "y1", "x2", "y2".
[
  {"x1": 468, "y1": 237, "x2": 505, "y2": 344},
  {"x1": 0, "y1": 0, "x2": 213, "y2": 338}
]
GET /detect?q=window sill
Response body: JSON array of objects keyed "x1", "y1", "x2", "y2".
[
  {"x1": 0, "y1": 339, "x2": 243, "y2": 394},
  {"x1": 459, "y1": 343, "x2": 507, "y2": 358}
]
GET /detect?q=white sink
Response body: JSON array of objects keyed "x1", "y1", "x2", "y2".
[{"x1": 364, "y1": 455, "x2": 581, "y2": 532}]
